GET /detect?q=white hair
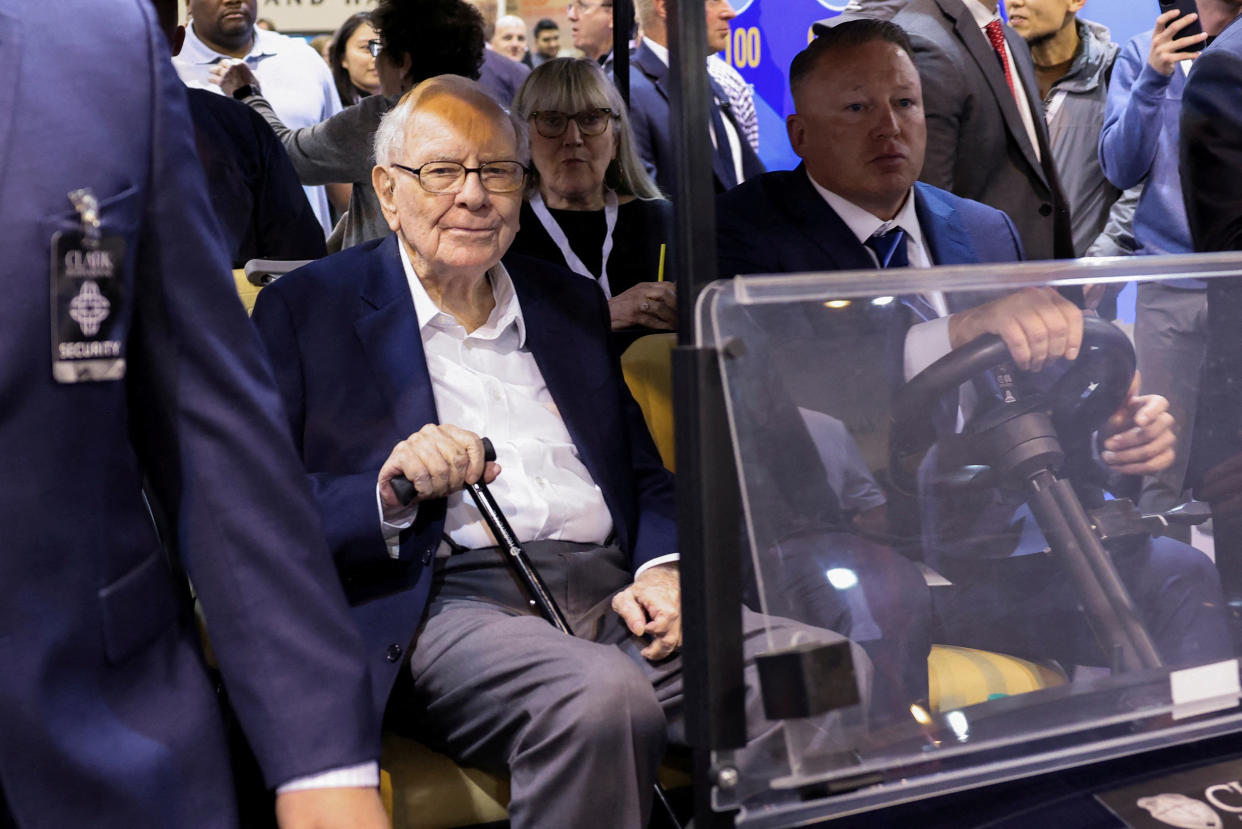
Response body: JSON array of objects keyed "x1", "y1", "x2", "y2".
[{"x1": 373, "y1": 76, "x2": 530, "y2": 168}]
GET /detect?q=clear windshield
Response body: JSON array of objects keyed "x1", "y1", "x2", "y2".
[{"x1": 696, "y1": 253, "x2": 1242, "y2": 825}]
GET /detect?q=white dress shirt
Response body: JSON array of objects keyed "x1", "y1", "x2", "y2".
[
  {"x1": 961, "y1": 0, "x2": 1042, "y2": 164},
  {"x1": 382, "y1": 242, "x2": 635, "y2": 557},
  {"x1": 173, "y1": 23, "x2": 342, "y2": 235},
  {"x1": 805, "y1": 172, "x2": 954, "y2": 380}
]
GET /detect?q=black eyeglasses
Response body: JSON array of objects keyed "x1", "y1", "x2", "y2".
[
  {"x1": 528, "y1": 108, "x2": 616, "y2": 139},
  {"x1": 391, "y1": 160, "x2": 529, "y2": 194},
  {"x1": 367, "y1": 39, "x2": 383, "y2": 58}
]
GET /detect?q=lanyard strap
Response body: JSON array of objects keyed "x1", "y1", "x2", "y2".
[{"x1": 529, "y1": 189, "x2": 618, "y2": 298}]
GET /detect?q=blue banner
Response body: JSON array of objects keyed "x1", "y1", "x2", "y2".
[{"x1": 724, "y1": 0, "x2": 1153, "y2": 171}]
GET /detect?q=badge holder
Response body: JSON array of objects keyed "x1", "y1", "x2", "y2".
[{"x1": 50, "y1": 188, "x2": 127, "y2": 383}]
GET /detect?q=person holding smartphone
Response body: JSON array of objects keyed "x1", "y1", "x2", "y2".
[{"x1": 1097, "y1": 2, "x2": 1222, "y2": 534}]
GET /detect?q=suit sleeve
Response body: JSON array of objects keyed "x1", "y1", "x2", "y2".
[
  {"x1": 251, "y1": 282, "x2": 416, "y2": 571},
  {"x1": 627, "y1": 82, "x2": 662, "y2": 187},
  {"x1": 129, "y1": 4, "x2": 377, "y2": 787},
  {"x1": 1180, "y1": 46, "x2": 1242, "y2": 252},
  {"x1": 245, "y1": 93, "x2": 382, "y2": 186},
  {"x1": 910, "y1": 34, "x2": 963, "y2": 192}
]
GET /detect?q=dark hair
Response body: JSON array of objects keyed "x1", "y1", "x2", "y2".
[
  {"x1": 371, "y1": 0, "x2": 486, "y2": 88},
  {"x1": 534, "y1": 18, "x2": 558, "y2": 36},
  {"x1": 328, "y1": 12, "x2": 376, "y2": 107},
  {"x1": 789, "y1": 19, "x2": 915, "y2": 100}
]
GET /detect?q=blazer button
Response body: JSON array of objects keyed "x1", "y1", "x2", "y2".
[
  {"x1": 385, "y1": 643, "x2": 403, "y2": 663},
  {"x1": 1039, "y1": 203, "x2": 1053, "y2": 217},
  {"x1": 421, "y1": 547, "x2": 434, "y2": 565}
]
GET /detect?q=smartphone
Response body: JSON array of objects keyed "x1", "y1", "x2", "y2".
[{"x1": 1158, "y1": 0, "x2": 1207, "y2": 52}]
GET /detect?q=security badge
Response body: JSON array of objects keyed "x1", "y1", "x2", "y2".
[{"x1": 50, "y1": 188, "x2": 126, "y2": 383}]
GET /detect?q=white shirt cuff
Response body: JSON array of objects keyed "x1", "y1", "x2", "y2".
[
  {"x1": 903, "y1": 315, "x2": 952, "y2": 381},
  {"x1": 275, "y1": 761, "x2": 380, "y2": 794},
  {"x1": 635, "y1": 553, "x2": 679, "y2": 578},
  {"x1": 378, "y1": 482, "x2": 417, "y2": 560}
]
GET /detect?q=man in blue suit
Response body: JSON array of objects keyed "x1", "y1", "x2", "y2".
[
  {"x1": 717, "y1": 19, "x2": 1230, "y2": 689},
  {"x1": 252, "y1": 74, "x2": 869, "y2": 829},
  {"x1": 628, "y1": 0, "x2": 765, "y2": 195},
  {"x1": 0, "y1": 1, "x2": 389, "y2": 827}
]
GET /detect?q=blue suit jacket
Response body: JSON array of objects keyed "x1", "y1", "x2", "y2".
[
  {"x1": 0, "y1": 3, "x2": 376, "y2": 826},
  {"x1": 628, "y1": 42, "x2": 766, "y2": 195},
  {"x1": 717, "y1": 166, "x2": 1024, "y2": 278},
  {"x1": 251, "y1": 236, "x2": 677, "y2": 713}
]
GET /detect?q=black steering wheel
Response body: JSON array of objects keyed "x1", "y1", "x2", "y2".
[{"x1": 888, "y1": 316, "x2": 1136, "y2": 493}]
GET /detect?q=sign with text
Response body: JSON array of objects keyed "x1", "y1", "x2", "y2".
[
  {"x1": 1097, "y1": 757, "x2": 1242, "y2": 828},
  {"x1": 252, "y1": 0, "x2": 378, "y2": 33}
]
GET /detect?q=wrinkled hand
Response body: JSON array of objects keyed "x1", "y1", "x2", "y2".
[
  {"x1": 1149, "y1": 8, "x2": 1207, "y2": 76},
  {"x1": 275, "y1": 787, "x2": 389, "y2": 829},
  {"x1": 209, "y1": 59, "x2": 260, "y2": 97},
  {"x1": 608, "y1": 281, "x2": 677, "y2": 331},
  {"x1": 1098, "y1": 371, "x2": 1176, "y2": 475},
  {"x1": 378, "y1": 424, "x2": 500, "y2": 508},
  {"x1": 612, "y1": 562, "x2": 681, "y2": 661},
  {"x1": 948, "y1": 286, "x2": 1083, "y2": 372}
]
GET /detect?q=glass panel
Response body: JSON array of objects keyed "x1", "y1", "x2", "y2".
[{"x1": 696, "y1": 253, "x2": 1242, "y2": 825}]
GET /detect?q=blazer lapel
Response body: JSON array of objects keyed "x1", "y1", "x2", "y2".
[
  {"x1": 633, "y1": 44, "x2": 669, "y2": 101},
  {"x1": 785, "y1": 166, "x2": 876, "y2": 271},
  {"x1": 914, "y1": 183, "x2": 979, "y2": 268},
  {"x1": 940, "y1": 0, "x2": 1046, "y2": 183},
  {"x1": 506, "y1": 262, "x2": 612, "y2": 491},
  {"x1": 353, "y1": 235, "x2": 440, "y2": 435}
]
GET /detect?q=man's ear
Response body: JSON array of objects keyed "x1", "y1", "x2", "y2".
[
  {"x1": 786, "y1": 113, "x2": 806, "y2": 159},
  {"x1": 372, "y1": 165, "x2": 403, "y2": 232},
  {"x1": 653, "y1": 0, "x2": 667, "y2": 22}
]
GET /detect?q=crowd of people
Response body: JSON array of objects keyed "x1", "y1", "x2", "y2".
[{"x1": 9, "y1": 0, "x2": 1242, "y2": 827}]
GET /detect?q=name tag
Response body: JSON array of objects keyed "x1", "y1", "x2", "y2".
[{"x1": 50, "y1": 229, "x2": 127, "y2": 383}]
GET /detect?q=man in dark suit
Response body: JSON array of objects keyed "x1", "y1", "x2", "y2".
[
  {"x1": 629, "y1": 0, "x2": 765, "y2": 194},
  {"x1": 0, "y1": 0, "x2": 389, "y2": 826},
  {"x1": 252, "y1": 74, "x2": 869, "y2": 829},
  {"x1": 1178, "y1": 1, "x2": 1242, "y2": 599},
  {"x1": 718, "y1": 19, "x2": 1230, "y2": 679},
  {"x1": 824, "y1": 0, "x2": 1073, "y2": 260}
]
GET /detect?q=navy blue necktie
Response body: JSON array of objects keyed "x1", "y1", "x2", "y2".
[
  {"x1": 709, "y1": 91, "x2": 738, "y2": 190},
  {"x1": 865, "y1": 228, "x2": 938, "y2": 321},
  {"x1": 864, "y1": 226, "x2": 909, "y2": 269}
]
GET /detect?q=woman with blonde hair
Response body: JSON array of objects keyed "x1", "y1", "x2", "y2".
[{"x1": 509, "y1": 57, "x2": 677, "y2": 334}]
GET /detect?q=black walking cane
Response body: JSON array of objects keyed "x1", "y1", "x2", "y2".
[{"x1": 392, "y1": 438, "x2": 684, "y2": 829}]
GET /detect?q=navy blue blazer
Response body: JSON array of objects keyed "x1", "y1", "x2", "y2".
[
  {"x1": 717, "y1": 166, "x2": 1024, "y2": 279},
  {"x1": 628, "y1": 42, "x2": 766, "y2": 195},
  {"x1": 252, "y1": 235, "x2": 677, "y2": 713},
  {"x1": 0, "y1": 3, "x2": 376, "y2": 825}
]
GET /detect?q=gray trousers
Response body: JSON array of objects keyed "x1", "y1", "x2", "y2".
[
  {"x1": 402, "y1": 540, "x2": 870, "y2": 829},
  {"x1": 1134, "y1": 283, "x2": 1209, "y2": 529}
]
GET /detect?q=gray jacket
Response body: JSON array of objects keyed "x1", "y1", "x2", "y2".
[
  {"x1": 246, "y1": 91, "x2": 394, "y2": 251},
  {"x1": 1043, "y1": 18, "x2": 1132, "y2": 257}
]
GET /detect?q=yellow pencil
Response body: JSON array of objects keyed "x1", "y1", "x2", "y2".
[{"x1": 657, "y1": 243, "x2": 666, "y2": 282}]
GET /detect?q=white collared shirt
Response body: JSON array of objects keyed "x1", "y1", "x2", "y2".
[
  {"x1": 173, "y1": 23, "x2": 342, "y2": 234},
  {"x1": 804, "y1": 172, "x2": 953, "y2": 381},
  {"x1": 961, "y1": 0, "x2": 1042, "y2": 163},
  {"x1": 381, "y1": 241, "x2": 614, "y2": 555},
  {"x1": 644, "y1": 40, "x2": 747, "y2": 186}
]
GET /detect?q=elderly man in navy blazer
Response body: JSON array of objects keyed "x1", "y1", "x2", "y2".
[
  {"x1": 717, "y1": 19, "x2": 1231, "y2": 691},
  {"x1": 252, "y1": 74, "x2": 867, "y2": 829}
]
